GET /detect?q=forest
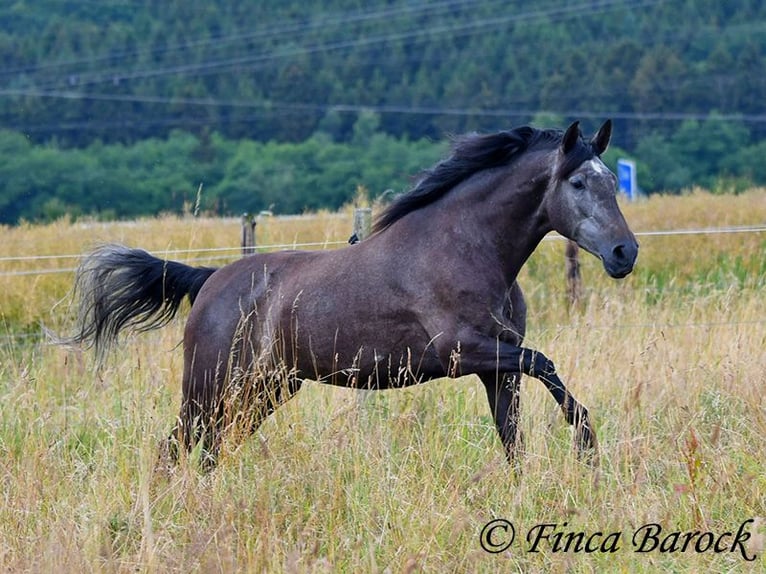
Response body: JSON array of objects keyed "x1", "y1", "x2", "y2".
[{"x1": 1, "y1": 0, "x2": 765, "y2": 223}]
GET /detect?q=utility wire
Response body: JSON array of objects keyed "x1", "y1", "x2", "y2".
[
  {"x1": 2, "y1": 0, "x2": 764, "y2": 135},
  {"x1": 15, "y1": 0, "x2": 655, "y2": 90},
  {"x1": 0, "y1": 0, "x2": 491, "y2": 78}
]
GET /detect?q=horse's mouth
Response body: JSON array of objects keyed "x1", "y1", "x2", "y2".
[
  {"x1": 605, "y1": 265, "x2": 633, "y2": 279},
  {"x1": 602, "y1": 251, "x2": 638, "y2": 279},
  {"x1": 576, "y1": 239, "x2": 637, "y2": 279}
]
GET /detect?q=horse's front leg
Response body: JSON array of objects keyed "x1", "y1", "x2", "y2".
[
  {"x1": 523, "y1": 350, "x2": 598, "y2": 460},
  {"x1": 453, "y1": 339, "x2": 598, "y2": 462},
  {"x1": 481, "y1": 372, "x2": 524, "y2": 463}
]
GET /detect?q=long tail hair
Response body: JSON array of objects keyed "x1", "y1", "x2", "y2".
[{"x1": 65, "y1": 244, "x2": 217, "y2": 358}]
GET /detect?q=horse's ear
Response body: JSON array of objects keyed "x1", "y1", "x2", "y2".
[
  {"x1": 591, "y1": 119, "x2": 612, "y2": 156},
  {"x1": 561, "y1": 121, "x2": 580, "y2": 155}
]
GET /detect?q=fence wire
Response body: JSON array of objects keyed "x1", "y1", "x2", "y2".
[{"x1": 1, "y1": 224, "x2": 764, "y2": 278}]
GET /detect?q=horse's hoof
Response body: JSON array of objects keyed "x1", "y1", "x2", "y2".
[{"x1": 574, "y1": 424, "x2": 599, "y2": 467}]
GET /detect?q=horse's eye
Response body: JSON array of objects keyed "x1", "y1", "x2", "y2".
[{"x1": 570, "y1": 176, "x2": 585, "y2": 190}]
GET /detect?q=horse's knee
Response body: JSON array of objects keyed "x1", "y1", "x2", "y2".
[{"x1": 518, "y1": 348, "x2": 556, "y2": 380}]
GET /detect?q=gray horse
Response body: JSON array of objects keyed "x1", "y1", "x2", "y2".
[{"x1": 67, "y1": 120, "x2": 638, "y2": 467}]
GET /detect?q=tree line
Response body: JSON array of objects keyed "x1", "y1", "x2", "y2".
[
  {"x1": 0, "y1": 113, "x2": 443, "y2": 223},
  {"x1": 2, "y1": 111, "x2": 764, "y2": 224},
  {"x1": 0, "y1": 1, "x2": 765, "y2": 222}
]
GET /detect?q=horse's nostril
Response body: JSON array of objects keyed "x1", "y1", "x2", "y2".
[{"x1": 612, "y1": 244, "x2": 626, "y2": 261}]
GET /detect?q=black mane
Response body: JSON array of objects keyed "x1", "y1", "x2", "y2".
[{"x1": 372, "y1": 125, "x2": 595, "y2": 233}]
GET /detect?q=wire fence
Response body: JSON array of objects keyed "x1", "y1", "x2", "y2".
[
  {"x1": 0, "y1": 241, "x2": 350, "y2": 277},
  {"x1": 1, "y1": 220, "x2": 765, "y2": 345},
  {"x1": 2, "y1": 224, "x2": 765, "y2": 278}
]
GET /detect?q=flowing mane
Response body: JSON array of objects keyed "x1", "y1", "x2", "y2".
[{"x1": 372, "y1": 125, "x2": 596, "y2": 234}]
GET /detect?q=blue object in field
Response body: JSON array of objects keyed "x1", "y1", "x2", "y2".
[{"x1": 617, "y1": 158, "x2": 637, "y2": 200}]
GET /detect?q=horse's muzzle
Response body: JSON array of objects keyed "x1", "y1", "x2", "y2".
[{"x1": 602, "y1": 240, "x2": 639, "y2": 278}]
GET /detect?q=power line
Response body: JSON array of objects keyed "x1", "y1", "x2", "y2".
[
  {"x1": 21, "y1": 0, "x2": 655, "y2": 90},
  {"x1": 5, "y1": 0, "x2": 766, "y2": 132},
  {"x1": 22, "y1": 1, "x2": 764, "y2": 107},
  {"x1": 2, "y1": 0, "x2": 764, "y2": 138},
  {"x1": 3, "y1": 87, "x2": 766, "y2": 130},
  {"x1": 0, "y1": 0, "x2": 491, "y2": 79}
]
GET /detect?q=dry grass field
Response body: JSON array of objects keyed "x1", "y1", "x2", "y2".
[{"x1": 1, "y1": 191, "x2": 765, "y2": 572}]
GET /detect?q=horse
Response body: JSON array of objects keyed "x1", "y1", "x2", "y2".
[{"x1": 66, "y1": 120, "x2": 638, "y2": 468}]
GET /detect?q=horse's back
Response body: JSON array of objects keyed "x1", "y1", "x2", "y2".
[{"x1": 185, "y1": 250, "x2": 322, "y2": 342}]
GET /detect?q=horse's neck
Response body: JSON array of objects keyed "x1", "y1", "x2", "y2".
[
  {"x1": 495, "y1": 208, "x2": 551, "y2": 284},
  {"x1": 436, "y1": 165, "x2": 552, "y2": 282}
]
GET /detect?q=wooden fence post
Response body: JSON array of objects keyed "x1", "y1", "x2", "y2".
[
  {"x1": 241, "y1": 213, "x2": 256, "y2": 256},
  {"x1": 352, "y1": 207, "x2": 374, "y2": 407},
  {"x1": 349, "y1": 207, "x2": 372, "y2": 244},
  {"x1": 565, "y1": 239, "x2": 582, "y2": 309}
]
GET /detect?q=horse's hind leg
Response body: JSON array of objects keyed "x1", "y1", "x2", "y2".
[
  {"x1": 164, "y1": 346, "x2": 229, "y2": 468},
  {"x1": 166, "y1": 353, "x2": 304, "y2": 469},
  {"x1": 482, "y1": 281, "x2": 527, "y2": 463},
  {"x1": 226, "y1": 371, "x2": 303, "y2": 447}
]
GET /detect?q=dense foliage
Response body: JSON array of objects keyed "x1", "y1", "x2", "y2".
[
  {"x1": 0, "y1": 121, "x2": 443, "y2": 222},
  {"x1": 1, "y1": 0, "x2": 765, "y2": 222}
]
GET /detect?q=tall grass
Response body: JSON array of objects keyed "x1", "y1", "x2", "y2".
[{"x1": 1, "y1": 191, "x2": 765, "y2": 572}]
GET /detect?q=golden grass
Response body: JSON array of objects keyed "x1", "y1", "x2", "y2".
[{"x1": 1, "y1": 191, "x2": 765, "y2": 572}]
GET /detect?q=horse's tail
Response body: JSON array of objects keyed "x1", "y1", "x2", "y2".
[{"x1": 65, "y1": 244, "x2": 217, "y2": 358}]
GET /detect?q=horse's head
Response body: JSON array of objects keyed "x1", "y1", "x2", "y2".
[{"x1": 545, "y1": 120, "x2": 638, "y2": 278}]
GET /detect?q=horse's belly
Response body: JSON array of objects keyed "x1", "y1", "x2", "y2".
[{"x1": 289, "y1": 333, "x2": 444, "y2": 390}]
